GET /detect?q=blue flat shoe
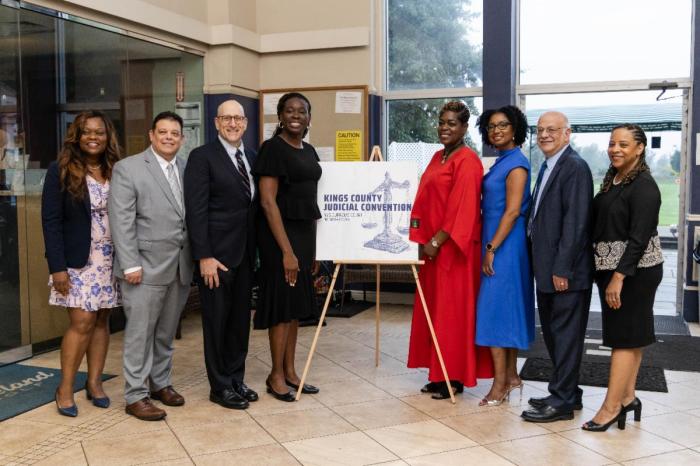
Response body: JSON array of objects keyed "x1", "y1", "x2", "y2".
[
  {"x1": 55, "y1": 390, "x2": 78, "y2": 417},
  {"x1": 85, "y1": 382, "x2": 110, "y2": 408}
]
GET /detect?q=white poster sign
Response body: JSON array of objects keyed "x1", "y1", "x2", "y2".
[
  {"x1": 335, "y1": 91, "x2": 363, "y2": 114},
  {"x1": 316, "y1": 162, "x2": 419, "y2": 262}
]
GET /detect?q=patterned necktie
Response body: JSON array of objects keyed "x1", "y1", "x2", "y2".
[
  {"x1": 166, "y1": 163, "x2": 183, "y2": 210},
  {"x1": 234, "y1": 149, "x2": 252, "y2": 200},
  {"x1": 527, "y1": 160, "x2": 548, "y2": 236}
]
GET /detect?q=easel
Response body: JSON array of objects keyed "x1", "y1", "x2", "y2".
[{"x1": 296, "y1": 146, "x2": 455, "y2": 403}]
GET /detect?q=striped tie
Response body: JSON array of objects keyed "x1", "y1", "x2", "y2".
[
  {"x1": 166, "y1": 163, "x2": 183, "y2": 210},
  {"x1": 234, "y1": 149, "x2": 252, "y2": 200}
]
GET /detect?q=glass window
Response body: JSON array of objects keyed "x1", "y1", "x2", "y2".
[
  {"x1": 519, "y1": 0, "x2": 692, "y2": 84},
  {"x1": 523, "y1": 90, "x2": 683, "y2": 227},
  {"x1": 387, "y1": 0, "x2": 483, "y2": 90},
  {"x1": 387, "y1": 97, "x2": 482, "y2": 172}
]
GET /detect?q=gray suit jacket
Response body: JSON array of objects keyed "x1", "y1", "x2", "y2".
[{"x1": 108, "y1": 148, "x2": 193, "y2": 286}]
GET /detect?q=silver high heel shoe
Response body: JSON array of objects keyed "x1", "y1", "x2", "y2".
[
  {"x1": 479, "y1": 389, "x2": 510, "y2": 407},
  {"x1": 507, "y1": 382, "x2": 524, "y2": 401}
]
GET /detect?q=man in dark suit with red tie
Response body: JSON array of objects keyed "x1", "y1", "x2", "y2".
[{"x1": 184, "y1": 99, "x2": 258, "y2": 409}]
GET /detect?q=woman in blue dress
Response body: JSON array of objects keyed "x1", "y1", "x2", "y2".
[{"x1": 475, "y1": 105, "x2": 535, "y2": 406}]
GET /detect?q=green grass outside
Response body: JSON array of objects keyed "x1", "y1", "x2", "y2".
[{"x1": 657, "y1": 180, "x2": 680, "y2": 227}]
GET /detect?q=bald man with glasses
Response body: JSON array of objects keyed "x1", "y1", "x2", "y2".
[
  {"x1": 184, "y1": 99, "x2": 258, "y2": 410},
  {"x1": 521, "y1": 111, "x2": 594, "y2": 423}
]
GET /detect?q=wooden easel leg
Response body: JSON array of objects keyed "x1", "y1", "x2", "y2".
[
  {"x1": 410, "y1": 264, "x2": 456, "y2": 404},
  {"x1": 296, "y1": 263, "x2": 341, "y2": 401},
  {"x1": 375, "y1": 264, "x2": 380, "y2": 367}
]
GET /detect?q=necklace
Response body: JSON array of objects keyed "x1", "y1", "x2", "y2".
[
  {"x1": 612, "y1": 174, "x2": 623, "y2": 185},
  {"x1": 441, "y1": 142, "x2": 464, "y2": 164},
  {"x1": 86, "y1": 164, "x2": 101, "y2": 171}
]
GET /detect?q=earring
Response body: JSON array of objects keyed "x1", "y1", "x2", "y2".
[{"x1": 278, "y1": 121, "x2": 284, "y2": 128}]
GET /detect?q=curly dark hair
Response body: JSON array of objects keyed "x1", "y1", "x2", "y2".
[
  {"x1": 57, "y1": 111, "x2": 121, "y2": 200},
  {"x1": 477, "y1": 105, "x2": 528, "y2": 147},
  {"x1": 273, "y1": 92, "x2": 312, "y2": 138},
  {"x1": 438, "y1": 100, "x2": 470, "y2": 125},
  {"x1": 599, "y1": 123, "x2": 650, "y2": 193}
]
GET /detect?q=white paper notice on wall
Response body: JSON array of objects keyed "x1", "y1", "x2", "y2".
[
  {"x1": 263, "y1": 123, "x2": 278, "y2": 141},
  {"x1": 335, "y1": 91, "x2": 362, "y2": 114},
  {"x1": 696, "y1": 133, "x2": 700, "y2": 165},
  {"x1": 316, "y1": 161, "x2": 419, "y2": 262},
  {"x1": 316, "y1": 147, "x2": 335, "y2": 162},
  {"x1": 263, "y1": 93, "x2": 283, "y2": 115}
]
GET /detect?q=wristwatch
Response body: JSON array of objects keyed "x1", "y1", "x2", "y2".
[
  {"x1": 486, "y1": 242, "x2": 497, "y2": 253},
  {"x1": 430, "y1": 238, "x2": 440, "y2": 248}
]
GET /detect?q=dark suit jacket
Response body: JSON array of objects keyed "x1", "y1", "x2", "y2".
[
  {"x1": 528, "y1": 146, "x2": 594, "y2": 293},
  {"x1": 184, "y1": 139, "x2": 257, "y2": 275},
  {"x1": 41, "y1": 161, "x2": 92, "y2": 273}
]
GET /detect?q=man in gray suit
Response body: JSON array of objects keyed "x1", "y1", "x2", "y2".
[{"x1": 109, "y1": 111, "x2": 194, "y2": 421}]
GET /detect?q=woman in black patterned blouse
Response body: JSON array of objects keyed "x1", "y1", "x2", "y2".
[{"x1": 583, "y1": 124, "x2": 663, "y2": 432}]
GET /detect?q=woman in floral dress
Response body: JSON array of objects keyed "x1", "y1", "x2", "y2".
[{"x1": 42, "y1": 111, "x2": 122, "y2": 416}]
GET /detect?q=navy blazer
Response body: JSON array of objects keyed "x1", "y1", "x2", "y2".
[
  {"x1": 184, "y1": 139, "x2": 257, "y2": 272},
  {"x1": 528, "y1": 146, "x2": 594, "y2": 293},
  {"x1": 41, "y1": 161, "x2": 92, "y2": 274}
]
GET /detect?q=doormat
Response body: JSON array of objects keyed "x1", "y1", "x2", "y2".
[
  {"x1": 520, "y1": 357, "x2": 667, "y2": 393},
  {"x1": 521, "y1": 331, "x2": 700, "y2": 372},
  {"x1": 0, "y1": 363, "x2": 115, "y2": 421}
]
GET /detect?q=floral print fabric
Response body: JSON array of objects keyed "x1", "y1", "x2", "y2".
[{"x1": 49, "y1": 176, "x2": 121, "y2": 311}]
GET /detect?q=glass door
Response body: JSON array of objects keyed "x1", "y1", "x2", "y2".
[{"x1": 0, "y1": 2, "x2": 31, "y2": 365}]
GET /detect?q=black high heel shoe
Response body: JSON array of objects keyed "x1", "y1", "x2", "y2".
[
  {"x1": 266, "y1": 379, "x2": 295, "y2": 402},
  {"x1": 285, "y1": 379, "x2": 319, "y2": 394},
  {"x1": 582, "y1": 407, "x2": 625, "y2": 432},
  {"x1": 431, "y1": 381, "x2": 464, "y2": 400},
  {"x1": 85, "y1": 381, "x2": 110, "y2": 408},
  {"x1": 622, "y1": 397, "x2": 642, "y2": 422}
]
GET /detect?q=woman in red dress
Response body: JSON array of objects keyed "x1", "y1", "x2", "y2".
[{"x1": 408, "y1": 100, "x2": 493, "y2": 399}]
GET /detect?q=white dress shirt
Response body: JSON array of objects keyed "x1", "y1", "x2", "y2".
[{"x1": 218, "y1": 135, "x2": 255, "y2": 199}]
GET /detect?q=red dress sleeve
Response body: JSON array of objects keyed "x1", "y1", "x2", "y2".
[{"x1": 441, "y1": 149, "x2": 482, "y2": 256}]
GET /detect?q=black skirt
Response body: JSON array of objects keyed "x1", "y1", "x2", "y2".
[
  {"x1": 253, "y1": 217, "x2": 318, "y2": 329},
  {"x1": 595, "y1": 264, "x2": 662, "y2": 348}
]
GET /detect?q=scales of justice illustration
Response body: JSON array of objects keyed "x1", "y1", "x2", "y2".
[{"x1": 362, "y1": 171, "x2": 412, "y2": 254}]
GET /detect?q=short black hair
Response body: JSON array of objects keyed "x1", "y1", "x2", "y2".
[
  {"x1": 477, "y1": 105, "x2": 528, "y2": 147},
  {"x1": 151, "y1": 111, "x2": 183, "y2": 131},
  {"x1": 439, "y1": 100, "x2": 470, "y2": 125}
]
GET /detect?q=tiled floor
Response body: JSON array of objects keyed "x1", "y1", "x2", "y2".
[{"x1": 3, "y1": 305, "x2": 700, "y2": 466}]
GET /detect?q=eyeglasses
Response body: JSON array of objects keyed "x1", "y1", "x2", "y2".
[
  {"x1": 536, "y1": 127, "x2": 564, "y2": 135},
  {"x1": 217, "y1": 115, "x2": 247, "y2": 124},
  {"x1": 486, "y1": 122, "x2": 511, "y2": 132}
]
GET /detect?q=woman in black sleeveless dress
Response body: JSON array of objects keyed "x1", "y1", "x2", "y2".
[
  {"x1": 254, "y1": 93, "x2": 322, "y2": 401},
  {"x1": 583, "y1": 124, "x2": 663, "y2": 432}
]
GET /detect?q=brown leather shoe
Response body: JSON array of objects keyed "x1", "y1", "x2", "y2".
[
  {"x1": 151, "y1": 386, "x2": 185, "y2": 406},
  {"x1": 125, "y1": 397, "x2": 166, "y2": 421}
]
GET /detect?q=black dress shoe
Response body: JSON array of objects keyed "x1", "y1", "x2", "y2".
[
  {"x1": 528, "y1": 396, "x2": 582, "y2": 411},
  {"x1": 430, "y1": 381, "x2": 464, "y2": 400},
  {"x1": 210, "y1": 388, "x2": 249, "y2": 410},
  {"x1": 286, "y1": 379, "x2": 319, "y2": 394},
  {"x1": 266, "y1": 379, "x2": 295, "y2": 402},
  {"x1": 233, "y1": 382, "x2": 259, "y2": 402},
  {"x1": 521, "y1": 404, "x2": 574, "y2": 423}
]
